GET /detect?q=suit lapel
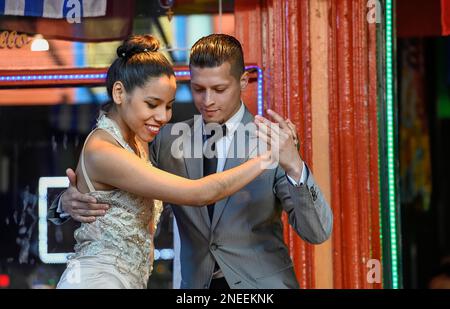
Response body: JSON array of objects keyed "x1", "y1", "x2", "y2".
[
  {"x1": 182, "y1": 116, "x2": 211, "y2": 227},
  {"x1": 211, "y1": 108, "x2": 255, "y2": 231},
  {"x1": 210, "y1": 140, "x2": 246, "y2": 231},
  {"x1": 183, "y1": 117, "x2": 203, "y2": 180}
]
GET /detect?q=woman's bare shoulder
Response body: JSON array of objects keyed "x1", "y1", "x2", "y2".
[
  {"x1": 79, "y1": 129, "x2": 123, "y2": 190},
  {"x1": 85, "y1": 129, "x2": 120, "y2": 151},
  {"x1": 82, "y1": 129, "x2": 125, "y2": 170}
]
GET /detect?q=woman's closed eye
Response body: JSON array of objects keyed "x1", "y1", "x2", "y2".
[{"x1": 146, "y1": 102, "x2": 157, "y2": 109}]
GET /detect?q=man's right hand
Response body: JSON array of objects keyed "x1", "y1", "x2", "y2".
[{"x1": 61, "y1": 168, "x2": 110, "y2": 223}]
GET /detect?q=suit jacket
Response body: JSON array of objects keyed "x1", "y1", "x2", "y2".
[{"x1": 149, "y1": 108, "x2": 333, "y2": 289}]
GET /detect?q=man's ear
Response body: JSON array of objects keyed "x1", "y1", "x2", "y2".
[
  {"x1": 112, "y1": 81, "x2": 126, "y2": 105},
  {"x1": 240, "y1": 71, "x2": 249, "y2": 90}
]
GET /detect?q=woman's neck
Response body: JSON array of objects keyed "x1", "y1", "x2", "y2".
[{"x1": 107, "y1": 110, "x2": 137, "y2": 151}]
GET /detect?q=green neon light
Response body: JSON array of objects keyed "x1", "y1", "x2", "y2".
[{"x1": 385, "y1": 0, "x2": 399, "y2": 289}]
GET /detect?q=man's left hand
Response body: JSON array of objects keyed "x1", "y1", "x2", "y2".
[{"x1": 255, "y1": 109, "x2": 304, "y2": 181}]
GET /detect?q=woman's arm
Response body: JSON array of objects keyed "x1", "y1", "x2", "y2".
[{"x1": 84, "y1": 137, "x2": 271, "y2": 207}]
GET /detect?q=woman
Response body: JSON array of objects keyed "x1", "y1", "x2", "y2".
[{"x1": 56, "y1": 35, "x2": 275, "y2": 289}]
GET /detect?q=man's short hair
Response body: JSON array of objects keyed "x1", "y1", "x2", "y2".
[{"x1": 189, "y1": 34, "x2": 245, "y2": 80}]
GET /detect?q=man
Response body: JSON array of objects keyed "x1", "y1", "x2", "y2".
[{"x1": 48, "y1": 34, "x2": 332, "y2": 289}]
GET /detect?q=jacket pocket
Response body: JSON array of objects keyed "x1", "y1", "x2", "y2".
[{"x1": 254, "y1": 265, "x2": 299, "y2": 289}]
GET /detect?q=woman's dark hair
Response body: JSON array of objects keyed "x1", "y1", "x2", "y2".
[{"x1": 102, "y1": 35, "x2": 174, "y2": 112}]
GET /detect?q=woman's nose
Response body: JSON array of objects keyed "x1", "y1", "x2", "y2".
[{"x1": 154, "y1": 106, "x2": 169, "y2": 123}]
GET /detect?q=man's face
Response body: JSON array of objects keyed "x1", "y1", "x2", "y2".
[{"x1": 190, "y1": 61, "x2": 248, "y2": 124}]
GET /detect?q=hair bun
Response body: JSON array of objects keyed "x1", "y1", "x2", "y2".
[{"x1": 117, "y1": 35, "x2": 161, "y2": 59}]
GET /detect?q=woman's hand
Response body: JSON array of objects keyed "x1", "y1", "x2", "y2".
[{"x1": 255, "y1": 110, "x2": 304, "y2": 178}]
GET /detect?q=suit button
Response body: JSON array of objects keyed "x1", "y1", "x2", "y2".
[{"x1": 210, "y1": 243, "x2": 218, "y2": 250}]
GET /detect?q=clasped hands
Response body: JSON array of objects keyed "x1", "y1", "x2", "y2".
[{"x1": 255, "y1": 109, "x2": 304, "y2": 181}]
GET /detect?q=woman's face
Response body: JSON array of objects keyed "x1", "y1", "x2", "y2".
[{"x1": 120, "y1": 75, "x2": 176, "y2": 142}]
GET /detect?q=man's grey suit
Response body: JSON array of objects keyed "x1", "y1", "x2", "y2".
[{"x1": 150, "y1": 108, "x2": 332, "y2": 289}]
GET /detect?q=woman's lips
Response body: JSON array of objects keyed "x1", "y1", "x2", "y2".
[{"x1": 146, "y1": 125, "x2": 160, "y2": 134}]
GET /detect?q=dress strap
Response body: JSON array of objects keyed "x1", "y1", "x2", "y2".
[{"x1": 81, "y1": 126, "x2": 137, "y2": 192}]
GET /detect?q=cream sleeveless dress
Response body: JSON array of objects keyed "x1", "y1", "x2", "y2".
[{"x1": 57, "y1": 115, "x2": 163, "y2": 289}]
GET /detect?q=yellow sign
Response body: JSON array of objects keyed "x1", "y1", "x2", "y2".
[{"x1": 0, "y1": 31, "x2": 29, "y2": 49}]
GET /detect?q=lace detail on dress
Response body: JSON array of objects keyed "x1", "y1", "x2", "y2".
[{"x1": 67, "y1": 115, "x2": 163, "y2": 288}]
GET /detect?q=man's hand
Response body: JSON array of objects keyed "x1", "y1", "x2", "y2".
[
  {"x1": 61, "y1": 168, "x2": 110, "y2": 223},
  {"x1": 255, "y1": 109, "x2": 304, "y2": 181}
]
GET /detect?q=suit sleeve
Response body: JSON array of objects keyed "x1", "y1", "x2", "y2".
[
  {"x1": 274, "y1": 163, "x2": 333, "y2": 244},
  {"x1": 47, "y1": 191, "x2": 71, "y2": 225}
]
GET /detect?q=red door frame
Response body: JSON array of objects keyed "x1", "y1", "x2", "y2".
[{"x1": 235, "y1": 0, "x2": 382, "y2": 289}]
